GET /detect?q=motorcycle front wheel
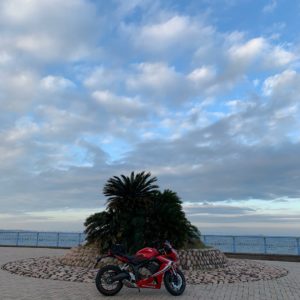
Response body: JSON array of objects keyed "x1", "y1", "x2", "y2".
[
  {"x1": 164, "y1": 269, "x2": 186, "y2": 296},
  {"x1": 95, "y1": 265, "x2": 123, "y2": 296}
]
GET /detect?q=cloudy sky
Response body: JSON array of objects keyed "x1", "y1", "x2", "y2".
[{"x1": 1, "y1": 0, "x2": 300, "y2": 235}]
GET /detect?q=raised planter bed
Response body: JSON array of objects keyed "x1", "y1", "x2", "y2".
[{"x1": 59, "y1": 245, "x2": 228, "y2": 270}]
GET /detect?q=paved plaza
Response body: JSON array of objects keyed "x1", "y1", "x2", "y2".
[{"x1": 0, "y1": 247, "x2": 300, "y2": 300}]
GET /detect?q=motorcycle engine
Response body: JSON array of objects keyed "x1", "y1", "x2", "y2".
[{"x1": 139, "y1": 261, "x2": 160, "y2": 278}]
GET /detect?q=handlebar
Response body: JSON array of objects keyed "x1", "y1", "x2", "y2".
[{"x1": 157, "y1": 240, "x2": 173, "y2": 255}]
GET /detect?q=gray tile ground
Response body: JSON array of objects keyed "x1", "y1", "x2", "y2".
[{"x1": 0, "y1": 247, "x2": 300, "y2": 300}]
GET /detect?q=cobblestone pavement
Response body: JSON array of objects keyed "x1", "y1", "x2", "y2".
[
  {"x1": 2, "y1": 256, "x2": 288, "y2": 284},
  {"x1": 1, "y1": 247, "x2": 300, "y2": 300}
]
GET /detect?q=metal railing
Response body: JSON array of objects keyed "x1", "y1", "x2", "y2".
[
  {"x1": 0, "y1": 231, "x2": 299, "y2": 255},
  {"x1": 0, "y1": 231, "x2": 85, "y2": 248},
  {"x1": 201, "y1": 235, "x2": 300, "y2": 255}
]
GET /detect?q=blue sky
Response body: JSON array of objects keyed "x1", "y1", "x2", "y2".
[{"x1": 0, "y1": 0, "x2": 300, "y2": 235}]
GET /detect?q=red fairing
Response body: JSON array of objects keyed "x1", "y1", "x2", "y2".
[
  {"x1": 96, "y1": 241, "x2": 186, "y2": 296},
  {"x1": 167, "y1": 248, "x2": 179, "y2": 262},
  {"x1": 136, "y1": 247, "x2": 159, "y2": 259}
]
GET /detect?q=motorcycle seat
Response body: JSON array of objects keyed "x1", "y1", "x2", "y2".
[{"x1": 122, "y1": 254, "x2": 148, "y2": 265}]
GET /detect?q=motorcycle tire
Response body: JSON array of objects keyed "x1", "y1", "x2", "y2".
[
  {"x1": 164, "y1": 268, "x2": 186, "y2": 296},
  {"x1": 95, "y1": 265, "x2": 123, "y2": 296}
]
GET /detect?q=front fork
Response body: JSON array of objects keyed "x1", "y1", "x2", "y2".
[
  {"x1": 169, "y1": 264, "x2": 180, "y2": 285},
  {"x1": 170, "y1": 265, "x2": 178, "y2": 275},
  {"x1": 166, "y1": 260, "x2": 179, "y2": 278}
]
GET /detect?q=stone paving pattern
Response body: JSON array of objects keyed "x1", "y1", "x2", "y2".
[
  {"x1": 2, "y1": 256, "x2": 288, "y2": 284},
  {"x1": 1, "y1": 247, "x2": 300, "y2": 299}
]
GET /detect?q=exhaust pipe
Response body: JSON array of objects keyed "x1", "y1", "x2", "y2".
[
  {"x1": 110, "y1": 272, "x2": 130, "y2": 282},
  {"x1": 123, "y1": 279, "x2": 137, "y2": 288}
]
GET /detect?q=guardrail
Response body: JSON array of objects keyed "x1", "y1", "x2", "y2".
[
  {"x1": 201, "y1": 235, "x2": 300, "y2": 255},
  {"x1": 0, "y1": 231, "x2": 85, "y2": 248},
  {"x1": 0, "y1": 231, "x2": 299, "y2": 255}
]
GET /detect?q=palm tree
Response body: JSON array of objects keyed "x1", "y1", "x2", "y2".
[
  {"x1": 103, "y1": 171, "x2": 159, "y2": 252},
  {"x1": 146, "y1": 190, "x2": 201, "y2": 249},
  {"x1": 84, "y1": 211, "x2": 114, "y2": 250},
  {"x1": 85, "y1": 171, "x2": 203, "y2": 253},
  {"x1": 104, "y1": 171, "x2": 159, "y2": 212}
]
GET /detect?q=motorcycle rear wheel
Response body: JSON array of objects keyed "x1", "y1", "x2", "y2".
[
  {"x1": 95, "y1": 265, "x2": 123, "y2": 296},
  {"x1": 164, "y1": 269, "x2": 186, "y2": 296}
]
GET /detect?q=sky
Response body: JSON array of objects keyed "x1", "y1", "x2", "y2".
[{"x1": 0, "y1": 0, "x2": 300, "y2": 236}]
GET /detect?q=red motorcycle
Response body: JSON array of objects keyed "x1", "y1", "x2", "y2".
[{"x1": 94, "y1": 241, "x2": 186, "y2": 296}]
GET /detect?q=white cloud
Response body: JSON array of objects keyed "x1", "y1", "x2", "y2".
[
  {"x1": 35, "y1": 105, "x2": 94, "y2": 141},
  {"x1": 40, "y1": 76, "x2": 75, "y2": 91},
  {"x1": 188, "y1": 66, "x2": 217, "y2": 86},
  {"x1": 126, "y1": 62, "x2": 192, "y2": 104},
  {"x1": 84, "y1": 67, "x2": 120, "y2": 89},
  {"x1": 191, "y1": 35, "x2": 297, "y2": 100},
  {"x1": 127, "y1": 62, "x2": 181, "y2": 91},
  {"x1": 263, "y1": 69, "x2": 300, "y2": 96},
  {"x1": 0, "y1": 0, "x2": 101, "y2": 62},
  {"x1": 0, "y1": 51, "x2": 12, "y2": 64},
  {"x1": 5, "y1": 117, "x2": 40, "y2": 142},
  {"x1": 226, "y1": 99, "x2": 256, "y2": 114},
  {"x1": 224, "y1": 37, "x2": 296, "y2": 86},
  {"x1": 0, "y1": 117, "x2": 41, "y2": 171},
  {"x1": 92, "y1": 90, "x2": 146, "y2": 117},
  {"x1": 0, "y1": 70, "x2": 38, "y2": 112},
  {"x1": 228, "y1": 37, "x2": 267, "y2": 67},
  {"x1": 273, "y1": 104, "x2": 298, "y2": 120},
  {"x1": 136, "y1": 16, "x2": 192, "y2": 51},
  {"x1": 263, "y1": 46, "x2": 296, "y2": 69},
  {"x1": 187, "y1": 66, "x2": 220, "y2": 95},
  {"x1": 129, "y1": 15, "x2": 215, "y2": 56},
  {"x1": 263, "y1": 0, "x2": 277, "y2": 13}
]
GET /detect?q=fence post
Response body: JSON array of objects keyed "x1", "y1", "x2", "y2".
[
  {"x1": 297, "y1": 238, "x2": 300, "y2": 256},
  {"x1": 232, "y1": 236, "x2": 236, "y2": 253},
  {"x1": 16, "y1": 232, "x2": 20, "y2": 246},
  {"x1": 36, "y1": 232, "x2": 39, "y2": 247},
  {"x1": 263, "y1": 237, "x2": 267, "y2": 254},
  {"x1": 57, "y1": 233, "x2": 60, "y2": 247}
]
